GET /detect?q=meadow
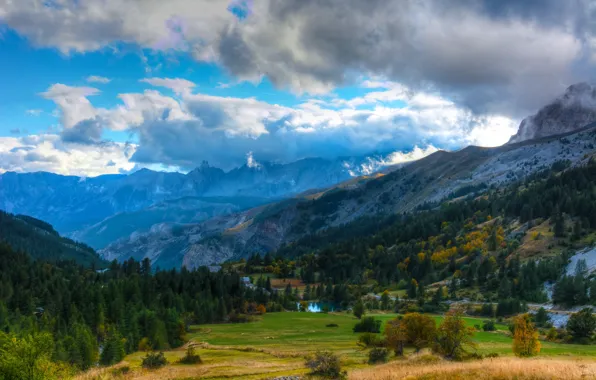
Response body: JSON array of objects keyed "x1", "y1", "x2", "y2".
[{"x1": 79, "y1": 311, "x2": 596, "y2": 379}]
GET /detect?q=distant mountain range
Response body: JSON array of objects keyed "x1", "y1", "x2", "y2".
[{"x1": 0, "y1": 155, "x2": 388, "y2": 248}]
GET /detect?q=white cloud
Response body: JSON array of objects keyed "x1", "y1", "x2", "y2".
[
  {"x1": 27, "y1": 78, "x2": 518, "y2": 173},
  {"x1": 0, "y1": 135, "x2": 136, "y2": 176},
  {"x1": 140, "y1": 77, "x2": 196, "y2": 95},
  {"x1": 86, "y1": 75, "x2": 111, "y2": 84}
]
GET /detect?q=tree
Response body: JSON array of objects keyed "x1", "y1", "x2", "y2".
[
  {"x1": 353, "y1": 300, "x2": 365, "y2": 319},
  {"x1": 384, "y1": 317, "x2": 408, "y2": 356},
  {"x1": 100, "y1": 330, "x2": 126, "y2": 365},
  {"x1": 534, "y1": 307, "x2": 550, "y2": 328},
  {"x1": 433, "y1": 308, "x2": 476, "y2": 360},
  {"x1": 567, "y1": 308, "x2": 596, "y2": 342},
  {"x1": 512, "y1": 314, "x2": 540, "y2": 357},
  {"x1": 401, "y1": 313, "x2": 436, "y2": 352},
  {"x1": 353, "y1": 317, "x2": 381, "y2": 333},
  {"x1": 381, "y1": 290, "x2": 391, "y2": 310}
]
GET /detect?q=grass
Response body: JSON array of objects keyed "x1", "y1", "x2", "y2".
[
  {"x1": 349, "y1": 355, "x2": 596, "y2": 380},
  {"x1": 84, "y1": 312, "x2": 596, "y2": 379}
]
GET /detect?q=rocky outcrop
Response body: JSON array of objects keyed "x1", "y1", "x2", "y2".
[{"x1": 508, "y1": 83, "x2": 596, "y2": 144}]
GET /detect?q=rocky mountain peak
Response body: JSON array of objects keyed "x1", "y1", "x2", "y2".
[{"x1": 508, "y1": 82, "x2": 596, "y2": 144}]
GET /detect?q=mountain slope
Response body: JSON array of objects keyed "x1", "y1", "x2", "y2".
[
  {"x1": 70, "y1": 196, "x2": 271, "y2": 249},
  {"x1": 0, "y1": 211, "x2": 105, "y2": 266},
  {"x1": 100, "y1": 126, "x2": 596, "y2": 269},
  {"x1": 508, "y1": 82, "x2": 596, "y2": 144}
]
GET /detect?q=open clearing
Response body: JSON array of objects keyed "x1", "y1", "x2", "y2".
[{"x1": 84, "y1": 312, "x2": 596, "y2": 379}]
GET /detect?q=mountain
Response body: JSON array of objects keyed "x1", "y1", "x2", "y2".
[
  {"x1": 508, "y1": 82, "x2": 596, "y2": 144},
  {"x1": 100, "y1": 126, "x2": 596, "y2": 269},
  {"x1": 0, "y1": 156, "x2": 384, "y2": 242},
  {"x1": 70, "y1": 195, "x2": 271, "y2": 249},
  {"x1": 0, "y1": 210, "x2": 105, "y2": 266}
]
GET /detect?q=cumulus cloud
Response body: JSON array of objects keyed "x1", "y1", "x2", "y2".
[
  {"x1": 0, "y1": 135, "x2": 136, "y2": 176},
  {"x1": 86, "y1": 75, "x2": 111, "y2": 84},
  {"x1": 24, "y1": 77, "x2": 521, "y2": 173}
]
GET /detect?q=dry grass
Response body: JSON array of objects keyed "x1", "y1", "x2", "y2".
[
  {"x1": 517, "y1": 220, "x2": 557, "y2": 258},
  {"x1": 349, "y1": 356, "x2": 596, "y2": 380}
]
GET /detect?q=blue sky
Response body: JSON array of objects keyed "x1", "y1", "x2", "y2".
[{"x1": 0, "y1": 0, "x2": 592, "y2": 176}]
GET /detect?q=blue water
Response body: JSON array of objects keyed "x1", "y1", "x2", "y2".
[{"x1": 297, "y1": 302, "x2": 337, "y2": 312}]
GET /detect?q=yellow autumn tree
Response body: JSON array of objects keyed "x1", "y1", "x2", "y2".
[{"x1": 512, "y1": 314, "x2": 541, "y2": 357}]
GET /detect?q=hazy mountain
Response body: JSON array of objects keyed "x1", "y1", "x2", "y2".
[
  {"x1": 0, "y1": 210, "x2": 105, "y2": 266},
  {"x1": 70, "y1": 196, "x2": 271, "y2": 249},
  {"x1": 0, "y1": 155, "x2": 385, "y2": 242},
  {"x1": 508, "y1": 83, "x2": 596, "y2": 144},
  {"x1": 101, "y1": 126, "x2": 596, "y2": 269}
]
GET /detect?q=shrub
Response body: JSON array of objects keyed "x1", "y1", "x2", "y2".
[
  {"x1": 358, "y1": 333, "x2": 384, "y2": 348},
  {"x1": 141, "y1": 352, "x2": 168, "y2": 369},
  {"x1": 138, "y1": 337, "x2": 152, "y2": 351},
  {"x1": 179, "y1": 345, "x2": 202, "y2": 365},
  {"x1": 482, "y1": 320, "x2": 496, "y2": 331},
  {"x1": 485, "y1": 352, "x2": 499, "y2": 358},
  {"x1": 353, "y1": 317, "x2": 381, "y2": 333},
  {"x1": 368, "y1": 347, "x2": 389, "y2": 364},
  {"x1": 305, "y1": 350, "x2": 346, "y2": 379},
  {"x1": 228, "y1": 312, "x2": 254, "y2": 323},
  {"x1": 326, "y1": 323, "x2": 339, "y2": 328}
]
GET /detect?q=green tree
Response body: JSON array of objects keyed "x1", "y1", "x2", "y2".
[
  {"x1": 567, "y1": 308, "x2": 596, "y2": 342},
  {"x1": 433, "y1": 308, "x2": 476, "y2": 360},
  {"x1": 353, "y1": 300, "x2": 365, "y2": 319}
]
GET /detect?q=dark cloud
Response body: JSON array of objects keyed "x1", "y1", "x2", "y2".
[
  {"x1": 216, "y1": 0, "x2": 594, "y2": 117},
  {"x1": 60, "y1": 118, "x2": 103, "y2": 144},
  {"x1": 23, "y1": 152, "x2": 59, "y2": 163}
]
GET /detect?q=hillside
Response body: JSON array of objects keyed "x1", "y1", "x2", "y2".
[
  {"x1": 0, "y1": 210, "x2": 105, "y2": 266},
  {"x1": 101, "y1": 126, "x2": 596, "y2": 269},
  {"x1": 70, "y1": 195, "x2": 272, "y2": 249}
]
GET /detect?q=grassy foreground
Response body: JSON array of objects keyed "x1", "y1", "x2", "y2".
[{"x1": 80, "y1": 312, "x2": 596, "y2": 379}]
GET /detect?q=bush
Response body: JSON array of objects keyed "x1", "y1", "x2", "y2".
[
  {"x1": 178, "y1": 345, "x2": 202, "y2": 365},
  {"x1": 305, "y1": 350, "x2": 346, "y2": 379},
  {"x1": 353, "y1": 317, "x2": 381, "y2": 333},
  {"x1": 326, "y1": 323, "x2": 339, "y2": 328},
  {"x1": 228, "y1": 312, "x2": 254, "y2": 323},
  {"x1": 368, "y1": 347, "x2": 389, "y2": 364},
  {"x1": 358, "y1": 333, "x2": 384, "y2": 348},
  {"x1": 482, "y1": 320, "x2": 496, "y2": 331},
  {"x1": 141, "y1": 352, "x2": 168, "y2": 369}
]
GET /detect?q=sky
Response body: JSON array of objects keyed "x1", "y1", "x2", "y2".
[{"x1": 0, "y1": 0, "x2": 595, "y2": 177}]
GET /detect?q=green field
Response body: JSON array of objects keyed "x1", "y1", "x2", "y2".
[{"x1": 111, "y1": 312, "x2": 596, "y2": 379}]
